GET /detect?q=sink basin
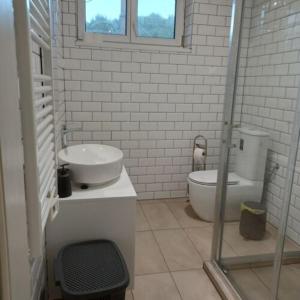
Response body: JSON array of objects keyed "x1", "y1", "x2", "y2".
[{"x1": 58, "y1": 144, "x2": 123, "y2": 185}]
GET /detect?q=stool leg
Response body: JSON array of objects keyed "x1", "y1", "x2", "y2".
[{"x1": 112, "y1": 290, "x2": 126, "y2": 300}]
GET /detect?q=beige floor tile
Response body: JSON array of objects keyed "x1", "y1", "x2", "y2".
[
  {"x1": 267, "y1": 223, "x2": 300, "y2": 252},
  {"x1": 135, "y1": 231, "x2": 168, "y2": 275},
  {"x1": 133, "y1": 273, "x2": 181, "y2": 300},
  {"x1": 162, "y1": 197, "x2": 188, "y2": 203},
  {"x1": 279, "y1": 264, "x2": 300, "y2": 300},
  {"x1": 229, "y1": 269, "x2": 271, "y2": 300},
  {"x1": 223, "y1": 222, "x2": 276, "y2": 256},
  {"x1": 141, "y1": 203, "x2": 180, "y2": 230},
  {"x1": 283, "y1": 238, "x2": 300, "y2": 252},
  {"x1": 185, "y1": 226, "x2": 236, "y2": 260},
  {"x1": 166, "y1": 201, "x2": 210, "y2": 228},
  {"x1": 222, "y1": 222, "x2": 300, "y2": 257},
  {"x1": 138, "y1": 199, "x2": 163, "y2": 205},
  {"x1": 254, "y1": 264, "x2": 300, "y2": 300},
  {"x1": 172, "y1": 270, "x2": 221, "y2": 300},
  {"x1": 126, "y1": 290, "x2": 134, "y2": 300},
  {"x1": 251, "y1": 266, "x2": 272, "y2": 289},
  {"x1": 154, "y1": 229, "x2": 202, "y2": 271},
  {"x1": 136, "y1": 204, "x2": 150, "y2": 231}
]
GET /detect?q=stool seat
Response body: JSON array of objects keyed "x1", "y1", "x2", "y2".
[{"x1": 54, "y1": 240, "x2": 129, "y2": 299}]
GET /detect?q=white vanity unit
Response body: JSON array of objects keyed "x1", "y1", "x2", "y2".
[{"x1": 46, "y1": 167, "x2": 137, "y2": 298}]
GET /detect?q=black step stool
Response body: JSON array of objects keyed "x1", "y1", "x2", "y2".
[{"x1": 54, "y1": 240, "x2": 129, "y2": 300}]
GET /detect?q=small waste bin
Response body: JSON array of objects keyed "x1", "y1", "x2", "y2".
[
  {"x1": 239, "y1": 201, "x2": 266, "y2": 240},
  {"x1": 54, "y1": 240, "x2": 129, "y2": 300}
]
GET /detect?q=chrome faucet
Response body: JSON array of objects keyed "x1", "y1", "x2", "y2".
[{"x1": 61, "y1": 125, "x2": 80, "y2": 148}]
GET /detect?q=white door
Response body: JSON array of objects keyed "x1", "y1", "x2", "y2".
[
  {"x1": 0, "y1": 158, "x2": 10, "y2": 300},
  {"x1": 0, "y1": 0, "x2": 31, "y2": 299}
]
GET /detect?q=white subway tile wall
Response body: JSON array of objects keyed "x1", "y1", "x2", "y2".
[
  {"x1": 60, "y1": 0, "x2": 300, "y2": 246},
  {"x1": 53, "y1": 0, "x2": 66, "y2": 151},
  {"x1": 241, "y1": 0, "x2": 300, "y2": 243},
  {"x1": 62, "y1": 0, "x2": 253, "y2": 200}
]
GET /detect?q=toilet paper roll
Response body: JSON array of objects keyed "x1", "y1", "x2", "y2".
[{"x1": 194, "y1": 148, "x2": 206, "y2": 165}]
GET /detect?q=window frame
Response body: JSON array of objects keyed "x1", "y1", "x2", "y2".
[
  {"x1": 77, "y1": 0, "x2": 185, "y2": 47},
  {"x1": 78, "y1": 0, "x2": 131, "y2": 44}
]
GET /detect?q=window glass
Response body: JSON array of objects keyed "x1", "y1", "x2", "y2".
[
  {"x1": 85, "y1": 0, "x2": 127, "y2": 35},
  {"x1": 137, "y1": 0, "x2": 176, "y2": 39}
]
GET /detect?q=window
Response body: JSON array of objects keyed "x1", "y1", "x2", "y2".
[
  {"x1": 78, "y1": 0, "x2": 185, "y2": 47},
  {"x1": 85, "y1": 0, "x2": 127, "y2": 36},
  {"x1": 136, "y1": 0, "x2": 176, "y2": 39}
]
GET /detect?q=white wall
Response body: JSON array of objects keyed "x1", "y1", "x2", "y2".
[
  {"x1": 52, "y1": 0, "x2": 66, "y2": 151},
  {"x1": 241, "y1": 0, "x2": 300, "y2": 243},
  {"x1": 0, "y1": 0, "x2": 31, "y2": 299},
  {"x1": 62, "y1": 0, "x2": 239, "y2": 199}
]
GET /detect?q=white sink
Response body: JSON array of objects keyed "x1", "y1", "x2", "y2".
[{"x1": 58, "y1": 144, "x2": 123, "y2": 185}]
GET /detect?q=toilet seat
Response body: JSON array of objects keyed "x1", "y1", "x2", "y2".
[{"x1": 188, "y1": 170, "x2": 239, "y2": 186}]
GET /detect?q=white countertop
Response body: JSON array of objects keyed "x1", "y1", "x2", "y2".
[{"x1": 60, "y1": 167, "x2": 137, "y2": 203}]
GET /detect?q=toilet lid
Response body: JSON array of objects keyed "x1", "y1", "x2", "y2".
[{"x1": 188, "y1": 170, "x2": 239, "y2": 186}]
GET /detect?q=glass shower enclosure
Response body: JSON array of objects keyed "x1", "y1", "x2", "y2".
[{"x1": 205, "y1": 0, "x2": 300, "y2": 299}]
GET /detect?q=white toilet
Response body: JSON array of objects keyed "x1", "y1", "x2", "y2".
[{"x1": 188, "y1": 128, "x2": 269, "y2": 222}]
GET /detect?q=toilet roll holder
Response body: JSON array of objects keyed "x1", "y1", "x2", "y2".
[{"x1": 192, "y1": 135, "x2": 207, "y2": 171}]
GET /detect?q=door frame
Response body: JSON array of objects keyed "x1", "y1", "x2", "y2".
[
  {"x1": 0, "y1": 0, "x2": 31, "y2": 299},
  {"x1": 0, "y1": 156, "x2": 10, "y2": 300}
]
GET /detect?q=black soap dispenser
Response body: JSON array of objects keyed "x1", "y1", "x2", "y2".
[{"x1": 57, "y1": 164, "x2": 72, "y2": 198}]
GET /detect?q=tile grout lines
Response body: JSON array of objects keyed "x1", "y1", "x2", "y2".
[
  {"x1": 136, "y1": 199, "x2": 215, "y2": 300},
  {"x1": 140, "y1": 199, "x2": 213, "y2": 260},
  {"x1": 138, "y1": 200, "x2": 184, "y2": 300}
]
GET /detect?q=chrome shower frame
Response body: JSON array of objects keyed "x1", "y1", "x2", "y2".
[{"x1": 204, "y1": 0, "x2": 300, "y2": 299}]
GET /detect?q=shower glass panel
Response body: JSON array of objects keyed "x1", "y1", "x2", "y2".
[
  {"x1": 208, "y1": 0, "x2": 300, "y2": 299},
  {"x1": 276, "y1": 118, "x2": 300, "y2": 299},
  {"x1": 273, "y1": 153, "x2": 300, "y2": 300}
]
